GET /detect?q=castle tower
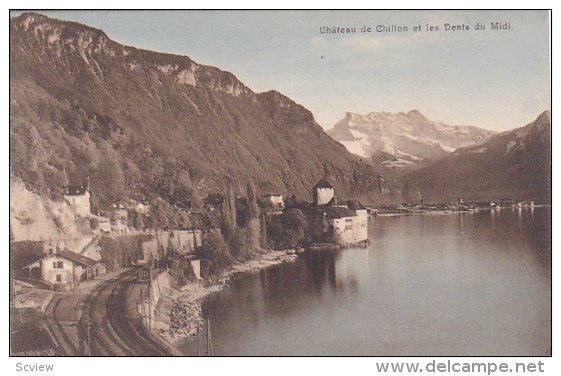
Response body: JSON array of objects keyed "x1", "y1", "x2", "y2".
[{"x1": 313, "y1": 179, "x2": 334, "y2": 206}]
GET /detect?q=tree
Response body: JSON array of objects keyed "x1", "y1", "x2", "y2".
[
  {"x1": 282, "y1": 208, "x2": 308, "y2": 248},
  {"x1": 146, "y1": 197, "x2": 171, "y2": 230},
  {"x1": 91, "y1": 141, "x2": 126, "y2": 208},
  {"x1": 402, "y1": 183, "x2": 411, "y2": 205},
  {"x1": 228, "y1": 228, "x2": 249, "y2": 260},
  {"x1": 206, "y1": 193, "x2": 224, "y2": 208},
  {"x1": 247, "y1": 180, "x2": 260, "y2": 218},
  {"x1": 190, "y1": 188, "x2": 204, "y2": 212},
  {"x1": 168, "y1": 257, "x2": 197, "y2": 288},
  {"x1": 133, "y1": 212, "x2": 145, "y2": 230},
  {"x1": 222, "y1": 188, "x2": 237, "y2": 238},
  {"x1": 267, "y1": 208, "x2": 308, "y2": 249},
  {"x1": 197, "y1": 231, "x2": 234, "y2": 276},
  {"x1": 201, "y1": 209, "x2": 220, "y2": 229},
  {"x1": 43, "y1": 167, "x2": 69, "y2": 198},
  {"x1": 260, "y1": 214, "x2": 268, "y2": 250},
  {"x1": 245, "y1": 180, "x2": 261, "y2": 253},
  {"x1": 177, "y1": 210, "x2": 191, "y2": 230},
  {"x1": 235, "y1": 196, "x2": 250, "y2": 227}
]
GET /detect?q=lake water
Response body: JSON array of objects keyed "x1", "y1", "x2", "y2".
[{"x1": 186, "y1": 208, "x2": 551, "y2": 356}]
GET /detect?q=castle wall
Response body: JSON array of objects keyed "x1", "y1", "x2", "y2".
[
  {"x1": 169, "y1": 230, "x2": 202, "y2": 254},
  {"x1": 330, "y1": 210, "x2": 368, "y2": 245}
]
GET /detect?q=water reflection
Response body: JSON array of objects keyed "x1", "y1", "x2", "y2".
[
  {"x1": 302, "y1": 249, "x2": 340, "y2": 292},
  {"x1": 186, "y1": 208, "x2": 550, "y2": 356}
]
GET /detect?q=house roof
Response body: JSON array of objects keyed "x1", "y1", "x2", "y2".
[
  {"x1": 23, "y1": 249, "x2": 99, "y2": 269},
  {"x1": 313, "y1": 179, "x2": 333, "y2": 189},
  {"x1": 326, "y1": 196, "x2": 337, "y2": 206},
  {"x1": 325, "y1": 206, "x2": 357, "y2": 219},
  {"x1": 54, "y1": 249, "x2": 99, "y2": 267}
]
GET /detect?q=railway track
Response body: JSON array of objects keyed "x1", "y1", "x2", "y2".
[
  {"x1": 83, "y1": 268, "x2": 174, "y2": 356},
  {"x1": 49, "y1": 297, "x2": 81, "y2": 355},
  {"x1": 43, "y1": 297, "x2": 79, "y2": 356}
]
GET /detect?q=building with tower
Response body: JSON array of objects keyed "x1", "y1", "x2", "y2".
[
  {"x1": 312, "y1": 179, "x2": 335, "y2": 206},
  {"x1": 305, "y1": 178, "x2": 369, "y2": 246}
]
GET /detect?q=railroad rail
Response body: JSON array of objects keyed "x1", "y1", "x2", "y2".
[{"x1": 83, "y1": 268, "x2": 174, "y2": 356}]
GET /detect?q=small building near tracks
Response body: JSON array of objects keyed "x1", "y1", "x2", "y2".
[{"x1": 23, "y1": 249, "x2": 106, "y2": 291}]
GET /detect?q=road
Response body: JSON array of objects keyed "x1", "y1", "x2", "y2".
[{"x1": 45, "y1": 268, "x2": 178, "y2": 356}]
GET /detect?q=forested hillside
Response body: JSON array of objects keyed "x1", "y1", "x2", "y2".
[{"x1": 10, "y1": 13, "x2": 396, "y2": 211}]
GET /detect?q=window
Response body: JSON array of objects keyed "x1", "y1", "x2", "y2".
[
  {"x1": 345, "y1": 218, "x2": 353, "y2": 223},
  {"x1": 53, "y1": 261, "x2": 63, "y2": 269},
  {"x1": 345, "y1": 225, "x2": 353, "y2": 231},
  {"x1": 56, "y1": 274, "x2": 62, "y2": 282}
]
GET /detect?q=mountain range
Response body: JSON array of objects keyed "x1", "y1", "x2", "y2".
[
  {"x1": 327, "y1": 110, "x2": 496, "y2": 170},
  {"x1": 9, "y1": 13, "x2": 550, "y2": 208},
  {"x1": 403, "y1": 111, "x2": 551, "y2": 203},
  {"x1": 9, "y1": 13, "x2": 397, "y2": 209}
]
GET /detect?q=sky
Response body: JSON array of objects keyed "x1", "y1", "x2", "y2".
[{"x1": 12, "y1": 10, "x2": 551, "y2": 131}]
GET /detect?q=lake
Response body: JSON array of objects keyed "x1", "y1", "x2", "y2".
[{"x1": 185, "y1": 208, "x2": 551, "y2": 356}]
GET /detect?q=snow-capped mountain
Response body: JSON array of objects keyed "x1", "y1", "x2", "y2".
[
  {"x1": 404, "y1": 111, "x2": 551, "y2": 202},
  {"x1": 327, "y1": 110, "x2": 495, "y2": 168}
]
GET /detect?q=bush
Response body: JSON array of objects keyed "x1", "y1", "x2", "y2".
[
  {"x1": 90, "y1": 217, "x2": 99, "y2": 230},
  {"x1": 197, "y1": 231, "x2": 234, "y2": 276},
  {"x1": 168, "y1": 257, "x2": 197, "y2": 288}
]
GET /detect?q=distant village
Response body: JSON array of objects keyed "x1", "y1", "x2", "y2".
[{"x1": 375, "y1": 197, "x2": 542, "y2": 216}]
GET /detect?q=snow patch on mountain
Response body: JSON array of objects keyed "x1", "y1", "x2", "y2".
[
  {"x1": 339, "y1": 140, "x2": 368, "y2": 157},
  {"x1": 327, "y1": 110, "x2": 495, "y2": 168}
]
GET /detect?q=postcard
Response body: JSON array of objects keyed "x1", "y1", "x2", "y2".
[{"x1": 9, "y1": 10, "x2": 551, "y2": 359}]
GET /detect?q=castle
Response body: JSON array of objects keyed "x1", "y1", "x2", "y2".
[{"x1": 306, "y1": 179, "x2": 369, "y2": 246}]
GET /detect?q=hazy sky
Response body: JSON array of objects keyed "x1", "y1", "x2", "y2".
[{"x1": 14, "y1": 10, "x2": 550, "y2": 131}]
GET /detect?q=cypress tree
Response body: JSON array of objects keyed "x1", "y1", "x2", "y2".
[
  {"x1": 222, "y1": 188, "x2": 237, "y2": 238},
  {"x1": 246, "y1": 180, "x2": 261, "y2": 252}
]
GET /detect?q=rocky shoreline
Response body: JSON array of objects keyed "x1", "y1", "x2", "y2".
[{"x1": 155, "y1": 249, "x2": 298, "y2": 344}]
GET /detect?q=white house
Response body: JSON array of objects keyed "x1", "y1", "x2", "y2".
[
  {"x1": 262, "y1": 194, "x2": 285, "y2": 209},
  {"x1": 24, "y1": 249, "x2": 105, "y2": 291}
]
